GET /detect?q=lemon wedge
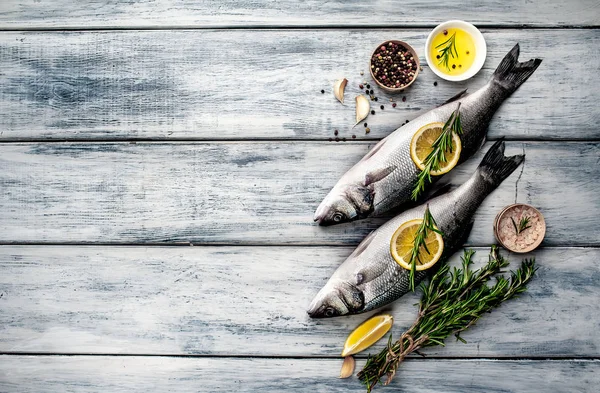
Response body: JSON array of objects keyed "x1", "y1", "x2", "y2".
[
  {"x1": 410, "y1": 122, "x2": 461, "y2": 175},
  {"x1": 390, "y1": 218, "x2": 444, "y2": 271},
  {"x1": 341, "y1": 314, "x2": 393, "y2": 357}
]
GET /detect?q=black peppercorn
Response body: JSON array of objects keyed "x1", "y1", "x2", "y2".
[
  {"x1": 392, "y1": 103, "x2": 397, "y2": 108},
  {"x1": 380, "y1": 105, "x2": 384, "y2": 110},
  {"x1": 334, "y1": 130, "x2": 338, "y2": 136},
  {"x1": 321, "y1": 89, "x2": 325, "y2": 94},
  {"x1": 434, "y1": 81, "x2": 438, "y2": 86},
  {"x1": 371, "y1": 110, "x2": 375, "y2": 115}
]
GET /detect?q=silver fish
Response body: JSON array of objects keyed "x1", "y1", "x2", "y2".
[
  {"x1": 307, "y1": 140, "x2": 523, "y2": 318},
  {"x1": 314, "y1": 44, "x2": 541, "y2": 226}
]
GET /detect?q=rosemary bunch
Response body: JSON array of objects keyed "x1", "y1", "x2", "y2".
[
  {"x1": 436, "y1": 32, "x2": 458, "y2": 71},
  {"x1": 407, "y1": 205, "x2": 442, "y2": 292},
  {"x1": 358, "y1": 246, "x2": 537, "y2": 392},
  {"x1": 411, "y1": 103, "x2": 463, "y2": 201}
]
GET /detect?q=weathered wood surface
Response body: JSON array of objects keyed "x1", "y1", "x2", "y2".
[
  {"x1": 1, "y1": 246, "x2": 597, "y2": 357},
  {"x1": 0, "y1": 29, "x2": 598, "y2": 141},
  {"x1": 0, "y1": 141, "x2": 597, "y2": 245},
  {"x1": 1, "y1": 356, "x2": 598, "y2": 393},
  {"x1": 0, "y1": 0, "x2": 598, "y2": 28}
]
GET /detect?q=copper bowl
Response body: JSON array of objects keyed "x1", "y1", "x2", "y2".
[
  {"x1": 494, "y1": 203, "x2": 546, "y2": 253},
  {"x1": 369, "y1": 40, "x2": 420, "y2": 93}
]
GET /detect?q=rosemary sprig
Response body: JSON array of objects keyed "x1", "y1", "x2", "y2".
[
  {"x1": 436, "y1": 32, "x2": 459, "y2": 71},
  {"x1": 411, "y1": 103, "x2": 463, "y2": 201},
  {"x1": 407, "y1": 205, "x2": 442, "y2": 292},
  {"x1": 511, "y1": 216, "x2": 532, "y2": 235},
  {"x1": 358, "y1": 246, "x2": 537, "y2": 392}
]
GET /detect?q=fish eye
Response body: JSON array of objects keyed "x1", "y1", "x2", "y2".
[
  {"x1": 332, "y1": 212, "x2": 344, "y2": 222},
  {"x1": 324, "y1": 307, "x2": 335, "y2": 317}
]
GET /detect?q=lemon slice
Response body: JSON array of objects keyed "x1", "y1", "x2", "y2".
[
  {"x1": 341, "y1": 314, "x2": 393, "y2": 357},
  {"x1": 410, "y1": 122, "x2": 462, "y2": 175},
  {"x1": 390, "y1": 219, "x2": 444, "y2": 271}
]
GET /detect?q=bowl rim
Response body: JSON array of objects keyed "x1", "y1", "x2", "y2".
[
  {"x1": 369, "y1": 39, "x2": 420, "y2": 92},
  {"x1": 425, "y1": 20, "x2": 487, "y2": 82},
  {"x1": 494, "y1": 203, "x2": 546, "y2": 254}
]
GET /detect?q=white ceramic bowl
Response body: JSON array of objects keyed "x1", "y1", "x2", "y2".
[{"x1": 425, "y1": 20, "x2": 486, "y2": 82}]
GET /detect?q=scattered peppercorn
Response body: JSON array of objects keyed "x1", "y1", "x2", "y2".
[
  {"x1": 365, "y1": 127, "x2": 371, "y2": 134},
  {"x1": 364, "y1": 123, "x2": 368, "y2": 127},
  {"x1": 321, "y1": 89, "x2": 325, "y2": 94},
  {"x1": 371, "y1": 110, "x2": 375, "y2": 115},
  {"x1": 452, "y1": 64, "x2": 456, "y2": 69},
  {"x1": 370, "y1": 89, "x2": 374, "y2": 94},
  {"x1": 374, "y1": 97, "x2": 378, "y2": 102},
  {"x1": 328, "y1": 138, "x2": 333, "y2": 142},
  {"x1": 459, "y1": 64, "x2": 462, "y2": 68},
  {"x1": 335, "y1": 137, "x2": 340, "y2": 142},
  {"x1": 359, "y1": 84, "x2": 364, "y2": 89},
  {"x1": 334, "y1": 130, "x2": 338, "y2": 136},
  {"x1": 406, "y1": 119, "x2": 410, "y2": 123},
  {"x1": 366, "y1": 84, "x2": 371, "y2": 89},
  {"x1": 392, "y1": 102, "x2": 397, "y2": 108},
  {"x1": 380, "y1": 105, "x2": 384, "y2": 110},
  {"x1": 360, "y1": 71, "x2": 364, "y2": 75},
  {"x1": 436, "y1": 55, "x2": 440, "y2": 59},
  {"x1": 352, "y1": 135, "x2": 356, "y2": 139},
  {"x1": 342, "y1": 138, "x2": 347, "y2": 142},
  {"x1": 443, "y1": 29, "x2": 448, "y2": 35},
  {"x1": 434, "y1": 81, "x2": 438, "y2": 86},
  {"x1": 402, "y1": 96, "x2": 406, "y2": 102},
  {"x1": 466, "y1": 51, "x2": 470, "y2": 55}
]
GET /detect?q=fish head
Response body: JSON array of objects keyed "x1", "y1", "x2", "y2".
[
  {"x1": 307, "y1": 279, "x2": 365, "y2": 318},
  {"x1": 314, "y1": 184, "x2": 374, "y2": 226}
]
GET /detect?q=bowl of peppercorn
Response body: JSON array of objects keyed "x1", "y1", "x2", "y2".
[{"x1": 370, "y1": 40, "x2": 420, "y2": 92}]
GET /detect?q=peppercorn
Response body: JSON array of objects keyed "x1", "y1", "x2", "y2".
[
  {"x1": 342, "y1": 137, "x2": 347, "y2": 142},
  {"x1": 452, "y1": 64, "x2": 456, "y2": 69},
  {"x1": 321, "y1": 89, "x2": 325, "y2": 94},
  {"x1": 392, "y1": 103, "x2": 397, "y2": 108},
  {"x1": 335, "y1": 137, "x2": 340, "y2": 142},
  {"x1": 370, "y1": 89, "x2": 374, "y2": 94},
  {"x1": 364, "y1": 123, "x2": 368, "y2": 127},
  {"x1": 380, "y1": 105, "x2": 384, "y2": 110},
  {"x1": 334, "y1": 130, "x2": 338, "y2": 136},
  {"x1": 328, "y1": 138, "x2": 333, "y2": 142},
  {"x1": 443, "y1": 29, "x2": 448, "y2": 35},
  {"x1": 352, "y1": 135, "x2": 356, "y2": 139},
  {"x1": 366, "y1": 84, "x2": 370, "y2": 89},
  {"x1": 402, "y1": 96, "x2": 406, "y2": 102},
  {"x1": 374, "y1": 97, "x2": 378, "y2": 102},
  {"x1": 365, "y1": 127, "x2": 371, "y2": 134},
  {"x1": 371, "y1": 110, "x2": 375, "y2": 115},
  {"x1": 434, "y1": 81, "x2": 438, "y2": 86}
]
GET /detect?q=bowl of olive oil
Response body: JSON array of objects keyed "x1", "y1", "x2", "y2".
[{"x1": 425, "y1": 20, "x2": 486, "y2": 82}]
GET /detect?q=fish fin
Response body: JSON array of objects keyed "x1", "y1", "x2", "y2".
[
  {"x1": 478, "y1": 139, "x2": 525, "y2": 187},
  {"x1": 351, "y1": 230, "x2": 377, "y2": 259},
  {"x1": 364, "y1": 165, "x2": 395, "y2": 186},
  {"x1": 361, "y1": 138, "x2": 387, "y2": 162},
  {"x1": 423, "y1": 182, "x2": 454, "y2": 201},
  {"x1": 493, "y1": 44, "x2": 542, "y2": 93},
  {"x1": 439, "y1": 89, "x2": 468, "y2": 106}
]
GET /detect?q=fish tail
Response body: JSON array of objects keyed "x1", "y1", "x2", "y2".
[
  {"x1": 492, "y1": 44, "x2": 542, "y2": 93},
  {"x1": 477, "y1": 139, "x2": 524, "y2": 188}
]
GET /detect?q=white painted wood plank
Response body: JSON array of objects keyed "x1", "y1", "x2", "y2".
[
  {"x1": 0, "y1": 142, "x2": 597, "y2": 245},
  {"x1": 0, "y1": 29, "x2": 597, "y2": 140},
  {"x1": 0, "y1": 356, "x2": 597, "y2": 393},
  {"x1": 1, "y1": 246, "x2": 598, "y2": 357},
  {"x1": 0, "y1": 0, "x2": 597, "y2": 28}
]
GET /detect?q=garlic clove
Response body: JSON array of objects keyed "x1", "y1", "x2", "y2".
[
  {"x1": 355, "y1": 95, "x2": 370, "y2": 125},
  {"x1": 339, "y1": 356, "x2": 355, "y2": 379},
  {"x1": 334, "y1": 78, "x2": 348, "y2": 104}
]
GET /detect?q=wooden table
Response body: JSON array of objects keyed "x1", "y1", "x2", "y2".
[{"x1": 0, "y1": 1, "x2": 599, "y2": 391}]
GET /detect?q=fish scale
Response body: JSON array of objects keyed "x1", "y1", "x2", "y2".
[
  {"x1": 307, "y1": 140, "x2": 524, "y2": 318},
  {"x1": 314, "y1": 44, "x2": 542, "y2": 226}
]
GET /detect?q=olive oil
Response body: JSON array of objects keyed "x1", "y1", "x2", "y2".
[{"x1": 429, "y1": 28, "x2": 476, "y2": 76}]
